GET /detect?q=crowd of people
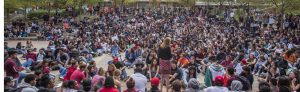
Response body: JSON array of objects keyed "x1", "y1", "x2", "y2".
[{"x1": 4, "y1": 6, "x2": 300, "y2": 92}]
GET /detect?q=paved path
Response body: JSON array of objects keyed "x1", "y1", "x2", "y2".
[{"x1": 6, "y1": 40, "x2": 259, "y2": 92}]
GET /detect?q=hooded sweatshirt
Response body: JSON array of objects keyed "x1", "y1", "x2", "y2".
[
  {"x1": 204, "y1": 64, "x2": 225, "y2": 87},
  {"x1": 17, "y1": 83, "x2": 39, "y2": 92},
  {"x1": 184, "y1": 78, "x2": 206, "y2": 92}
]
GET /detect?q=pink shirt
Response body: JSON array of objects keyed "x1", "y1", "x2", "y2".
[{"x1": 70, "y1": 70, "x2": 85, "y2": 84}]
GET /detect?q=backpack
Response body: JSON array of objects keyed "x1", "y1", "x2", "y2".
[{"x1": 235, "y1": 76, "x2": 251, "y2": 91}]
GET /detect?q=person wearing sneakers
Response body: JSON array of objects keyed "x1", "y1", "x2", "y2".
[{"x1": 204, "y1": 76, "x2": 229, "y2": 92}]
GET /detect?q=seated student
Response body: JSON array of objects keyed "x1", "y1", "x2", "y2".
[
  {"x1": 224, "y1": 67, "x2": 236, "y2": 88},
  {"x1": 171, "y1": 80, "x2": 182, "y2": 92},
  {"x1": 130, "y1": 67, "x2": 147, "y2": 92},
  {"x1": 4, "y1": 76, "x2": 14, "y2": 92},
  {"x1": 99, "y1": 76, "x2": 119, "y2": 92},
  {"x1": 111, "y1": 57, "x2": 127, "y2": 81},
  {"x1": 63, "y1": 80, "x2": 78, "y2": 92},
  {"x1": 38, "y1": 74, "x2": 56, "y2": 92},
  {"x1": 253, "y1": 55, "x2": 267, "y2": 76},
  {"x1": 81, "y1": 79, "x2": 92, "y2": 92},
  {"x1": 169, "y1": 61, "x2": 183, "y2": 85},
  {"x1": 149, "y1": 77, "x2": 160, "y2": 92},
  {"x1": 16, "y1": 74, "x2": 39, "y2": 92},
  {"x1": 186, "y1": 56, "x2": 200, "y2": 74},
  {"x1": 258, "y1": 82, "x2": 271, "y2": 92},
  {"x1": 63, "y1": 61, "x2": 78, "y2": 81},
  {"x1": 178, "y1": 53, "x2": 189, "y2": 68},
  {"x1": 269, "y1": 78, "x2": 278, "y2": 92},
  {"x1": 92, "y1": 67, "x2": 106, "y2": 91},
  {"x1": 131, "y1": 57, "x2": 147, "y2": 72},
  {"x1": 125, "y1": 49, "x2": 137, "y2": 67},
  {"x1": 258, "y1": 61, "x2": 280, "y2": 83},
  {"x1": 106, "y1": 63, "x2": 117, "y2": 77},
  {"x1": 204, "y1": 76, "x2": 229, "y2": 92},
  {"x1": 221, "y1": 55, "x2": 233, "y2": 68},
  {"x1": 230, "y1": 80, "x2": 243, "y2": 92},
  {"x1": 148, "y1": 58, "x2": 160, "y2": 80},
  {"x1": 246, "y1": 54, "x2": 257, "y2": 70},
  {"x1": 184, "y1": 78, "x2": 206, "y2": 92},
  {"x1": 278, "y1": 76, "x2": 292, "y2": 92},
  {"x1": 113, "y1": 70, "x2": 122, "y2": 92},
  {"x1": 204, "y1": 56, "x2": 225, "y2": 87},
  {"x1": 124, "y1": 77, "x2": 138, "y2": 92},
  {"x1": 288, "y1": 69, "x2": 300, "y2": 92},
  {"x1": 186, "y1": 66, "x2": 197, "y2": 82}
]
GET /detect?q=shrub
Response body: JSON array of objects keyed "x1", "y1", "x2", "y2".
[{"x1": 27, "y1": 10, "x2": 67, "y2": 20}]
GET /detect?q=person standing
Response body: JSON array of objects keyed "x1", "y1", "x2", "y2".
[{"x1": 157, "y1": 37, "x2": 173, "y2": 92}]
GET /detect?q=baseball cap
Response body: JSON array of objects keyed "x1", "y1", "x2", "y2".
[
  {"x1": 113, "y1": 57, "x2": 119, "y2": 63},
  {"x1": 214, "y1": 76, "x2": 224, "y2": 85},
  {"x1": 151, "y1": 77, "x2": 160, "y2": 86}
]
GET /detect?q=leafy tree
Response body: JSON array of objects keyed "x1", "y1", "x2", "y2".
[{"x1": 4, "y1": 0, "x2": 20, "y2": 20}]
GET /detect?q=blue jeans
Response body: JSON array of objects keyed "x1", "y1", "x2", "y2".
[
  {"x1": 14, "y1": 72, "x2": 28, "y2": 88},
  {"x1": 124, "y1": 61, "x2": 133, "y2": 67},
  {"x1": 59, "y1": 65, "x2": 67, "y2": 78},
  {"x1": 121, "y1": 69, "x2": 127, "y2": 80},
  {"x1": 22, "y1": 59, "x2": 33, "y2": 69},
  {"x1": 181, "y1": 68, "x2": 188, "y2": 85}
]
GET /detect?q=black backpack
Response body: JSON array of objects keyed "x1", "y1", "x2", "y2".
[{"x1": 235, "y1": 76, "x2": 251, "y2": 91}]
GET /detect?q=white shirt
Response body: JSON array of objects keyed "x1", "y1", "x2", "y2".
[
  {"x1": 235, "y1": 63, "x2": 243, "y2": 75},
  {"x1": 204, "y1": 86, "x2": 229, "y2": 92},
  {"x1": 131, "y1": 73, "x2": 147, "y2": 92}
]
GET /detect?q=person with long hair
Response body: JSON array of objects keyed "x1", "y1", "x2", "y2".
[
  {"x1": 148, "y1": 56, "x2": 160, "y2": 80},
  {"x1": 92, "y1": 67, "x2": 106, "y2": 91},
  {"x1": 106, "y1": 63, "x2": 117, "y2": 77},
  {"x1": 258, "y1": 61, "x2": 280, "y2": 82},
  {"x1": 124, "y1": 77, "x2": 138, "y2": 92},
  {"x1": 157, "y1": 37, "x2": 173, "y2": 92},
  {"x1": 277, "y1": 76, "x2": 291, "y2": 92},
  {"x1": 99, "y1": 76, "x2": 119, "y2": 92},
  {"x1": 289, "y1": 69, "x2": 300, "y2": 92}
]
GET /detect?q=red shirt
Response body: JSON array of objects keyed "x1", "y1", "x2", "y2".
[
  {"x1": 4, "y1": 58, "x2": 19, "y2": 78},
  {"x1": 63, "y1": 66, "x2": 77, "y2": 81},
  {"x1": 99, "y1": 87, "x2": 119, "y2": 92},
  {"x1": 70, "y1": 70, "x2": 85, "y2": 84},
  {"x1": 26, "y1": 53, "x2": 37, "y2": 61}
]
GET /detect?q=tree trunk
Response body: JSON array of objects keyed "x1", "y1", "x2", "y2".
[
  {"x1": 24, "y1": 6, "x2": 27, "y2": 20},
  {"x1": 6, "y1": 8, "x2": 9, "y2": 21},
  {"x1": 48, "y1": 2, "x2": 51, "y2": 14},
  {"x1": 281, "y1": 0, "x2": 284, "y2": 30}
]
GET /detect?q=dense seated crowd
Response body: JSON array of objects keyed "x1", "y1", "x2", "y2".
[{"x1": 4, "y1": 6, "x2": 300, "y2": 92}]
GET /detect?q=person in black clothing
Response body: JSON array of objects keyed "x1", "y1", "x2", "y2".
[
  {"x1": 38, "y1": 74, "x2": 55, "y2": 92},
  {"x1": 43, "y1": 14, "x2": 50, "y2": 21},
  {"x1": 170, "y1": 61, "x2": 183, "y2": 85},
  {"x1": 4, "y1": 76, "x2": 14, "y2": 92},
  {"x1": 157, "y1": 37, "x2": 173, "y2": 92},
  {"x1": 258, "y1": 82, "x2": 271, "y2": 92}
]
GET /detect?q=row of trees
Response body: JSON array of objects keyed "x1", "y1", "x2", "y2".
[{"x1": 4, "y1": 0, "x2": 300, "y2": 21}]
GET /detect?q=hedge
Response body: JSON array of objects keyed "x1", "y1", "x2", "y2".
[{"x1": 27, "y1": 9, "x2": 80, "y2": 20}]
